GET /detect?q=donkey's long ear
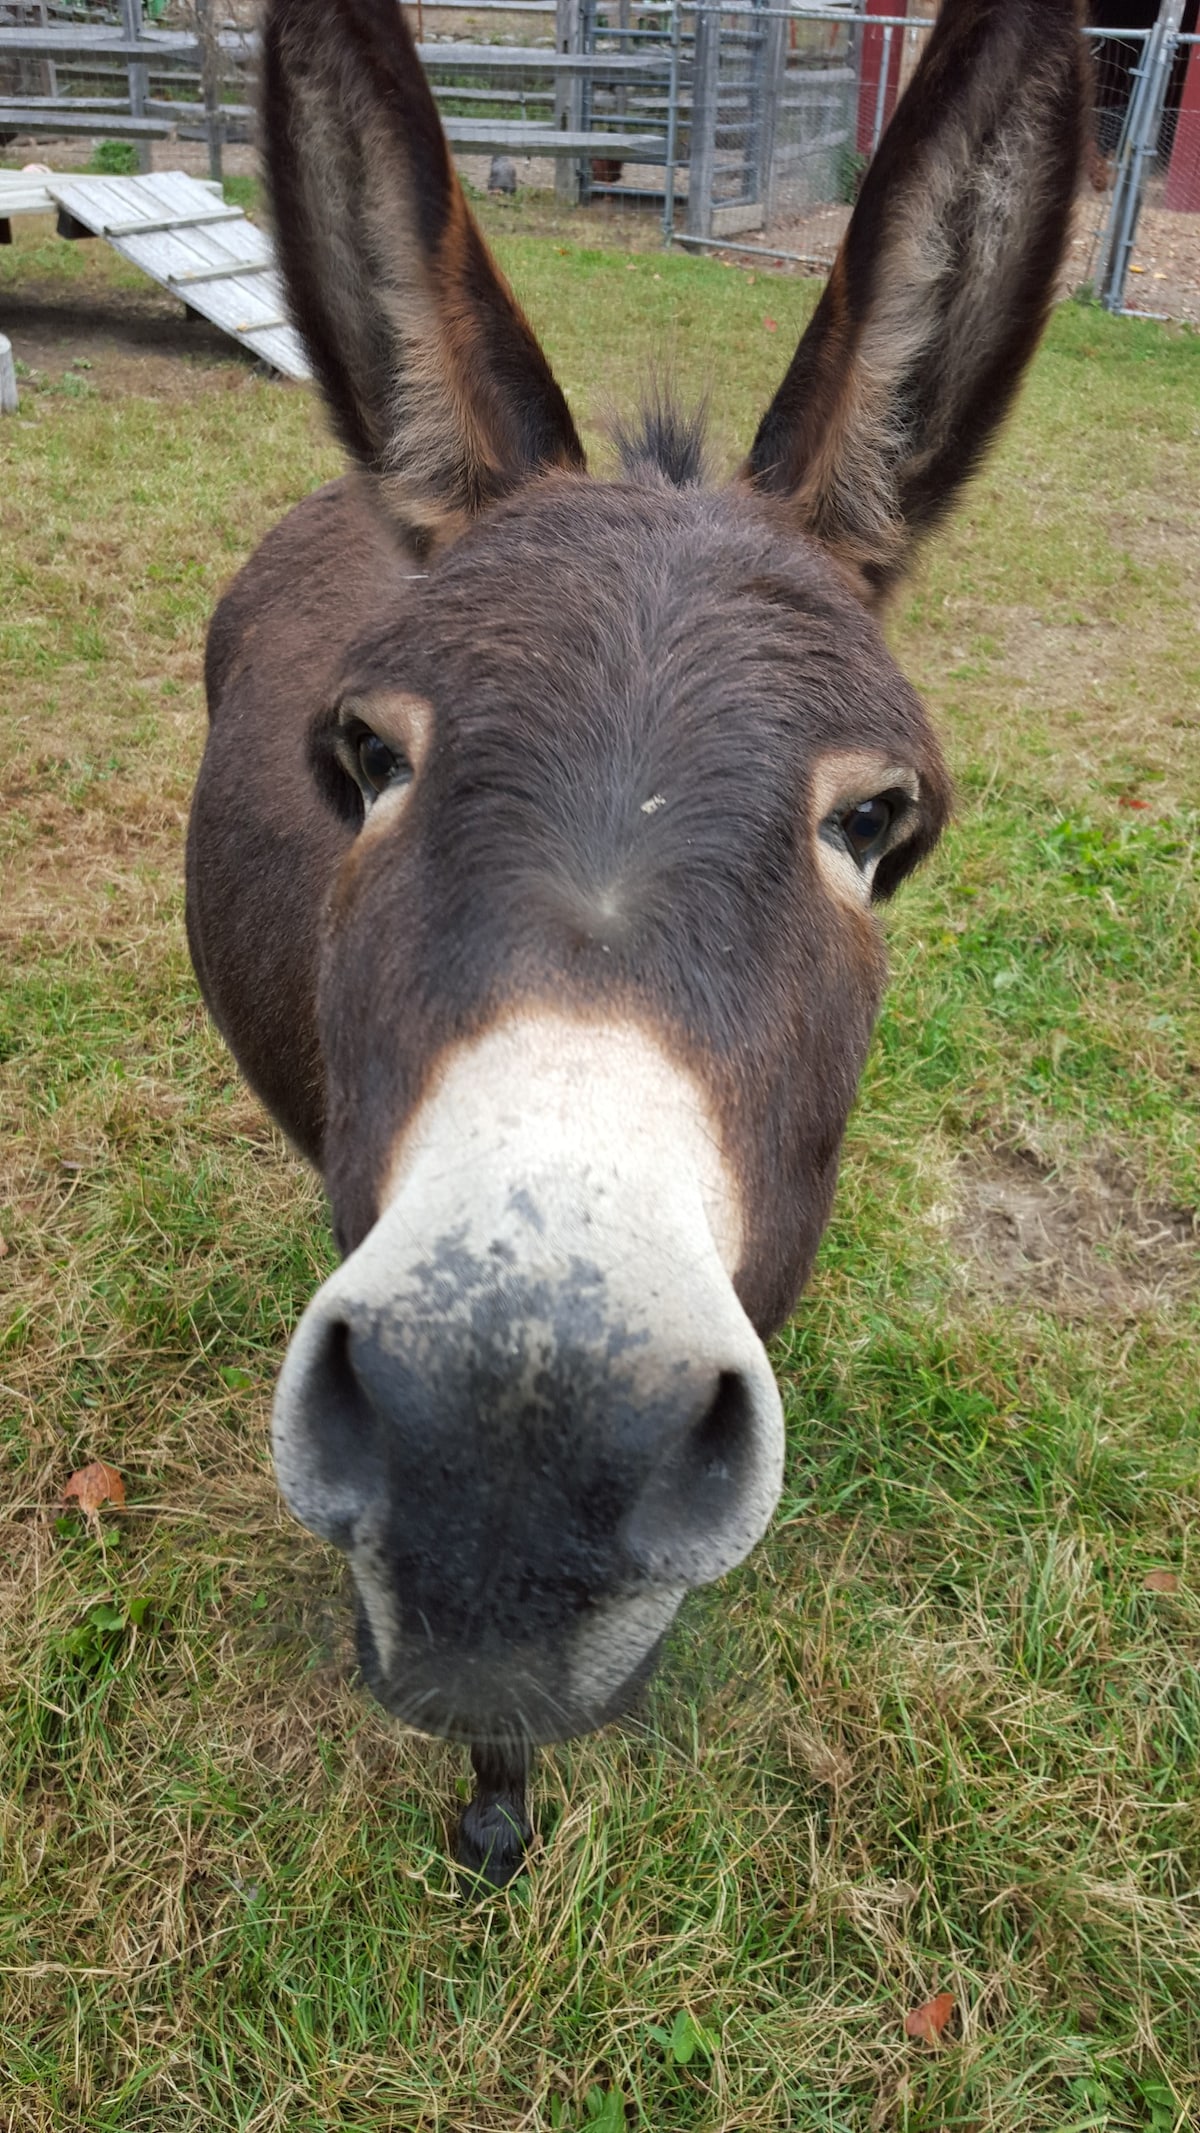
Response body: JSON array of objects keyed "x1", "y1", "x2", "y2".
[
  {"x1": 263, "y1": 0, "x2": 584, "y2": 554},
  {"x1": 743, "y1": 0, "x2": 1085, "y2": 601}
]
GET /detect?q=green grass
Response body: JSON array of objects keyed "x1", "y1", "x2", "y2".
[{"x1": 1, "y1": 218, "x2": 1198, "y2": 2132}]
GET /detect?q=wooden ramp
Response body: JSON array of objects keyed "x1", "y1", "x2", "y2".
[{"x1": 41, "y1": 171, "x2": 310, "y2": 381}]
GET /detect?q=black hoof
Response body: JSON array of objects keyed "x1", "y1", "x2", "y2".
[
  {"x1": 455, "y1": 1742, "x2": 533, "y2": 1889},
  {"x1": 455, "y1": 1794, "x2": 532, "y2": 1887}
]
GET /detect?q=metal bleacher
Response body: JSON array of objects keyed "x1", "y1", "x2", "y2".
[{"x1": 0, "y1": 7, "x2": 678, "y2": 194}]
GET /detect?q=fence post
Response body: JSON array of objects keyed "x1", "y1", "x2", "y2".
[
  {"x1": 661, "y1": 0, "x2": 682, "y2": 244},
  {"x1": 0, "y1": 332, "x2": 18, "y2": 416},
  {"x1": 686, "y1": 4, "x2": 720, "y2": 239},
  {"x1": 1096, "y1": 0, "x2": 1186, "y2": 313},
  {"x1": 869, "y1": 24, "x2": 893, "y2": 153},
  {"x1": 753, "y1": 1, "x2": 787, "y2": 222},
  {"x1": 555, "y1": 0, "x2": 584, "y2": 207},
  {"x1": 195, "y1": 0, "x2": 225, "y2": 184},
  {"x1": 119, "y1": 0, "x2": 152, "y2": 175},
  {"x1": 38, "y1": 0, "x2": 59, "y2": 106}
]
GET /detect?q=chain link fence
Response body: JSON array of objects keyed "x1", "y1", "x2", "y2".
[{"x1": 673, "y1": 3, "x2": 1200, "y2": 324}]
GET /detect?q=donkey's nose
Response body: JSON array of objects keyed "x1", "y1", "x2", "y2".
[{"x1": 272, "y1": 1282, "x2": 783, "y2": 1611}]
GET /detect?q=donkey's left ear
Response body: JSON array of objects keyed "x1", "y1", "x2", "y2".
[
  {"x1": 264, "y1": 0, "x2": 584, "y2": 555},
  {"x1": 742, "y1": 0, "x2": 1087, "y2": 603}
]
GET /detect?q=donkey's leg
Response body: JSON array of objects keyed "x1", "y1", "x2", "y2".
[{"x1": 456, "y1": 1743, "x2": 533, "y2": 1886}]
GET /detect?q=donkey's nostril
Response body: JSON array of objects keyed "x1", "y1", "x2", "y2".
[
  {"x1": 311, "y1": 1315, "x2": 365, "y2": 1419},
  {"x1": 280, "y1": 1312, "x2": 384, "y2": 1544},
  {"x1": 624, "y1": 1366, "x2": 771, "y2": 1589},
  {"x1": 319, "y1": 1317, "x2": 354, "y2": 1394},
  {"x1": 679, "y1": 1370, "x2": 755, "y2": 1515}
]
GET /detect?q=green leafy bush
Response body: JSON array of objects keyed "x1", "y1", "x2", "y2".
[{"x1": 89, "y1": 140, "x2": 140, "y2": 176}]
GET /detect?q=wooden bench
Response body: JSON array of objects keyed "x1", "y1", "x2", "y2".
[{"x1": 0, "y1": 25, "x2": 677, "y2": 188}]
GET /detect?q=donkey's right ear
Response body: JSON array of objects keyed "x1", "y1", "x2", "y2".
[{"x1": 263, "y1": 0, "x2": 585, "y2": 555}]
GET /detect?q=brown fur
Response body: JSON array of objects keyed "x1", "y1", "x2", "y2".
[
  {"x1": 193, "y1": 467, "x2": 951, "y2": 1325},
  {"x1": 263, "y1": 0, "x2": 584, "y2": 555}
]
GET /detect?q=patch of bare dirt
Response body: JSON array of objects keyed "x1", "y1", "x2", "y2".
[
  {"x1": 757, "y1": 199, "x2": 852, "y2": 272},
  {"x1": 1, "y1": 132, "x2": 260, "y2": 181},
  {"x1": 1066, "y1": 193, "x2": 1200, "y2": 328},
  {"x1": 3, "y1": 270, "x2": 266, "y2": 395},
  {"x1": 952, "y1": 1148, "x2": 1198, "y2": 1315}
]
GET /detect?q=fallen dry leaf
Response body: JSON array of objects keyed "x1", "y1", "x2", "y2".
[
  {"x1": 1143, "y1": 1569, "x2": 1179, "y2": 1593},
  {"x1": 904, "y1": 1992, "x2": 955, "y2": 2045},
  {"x1": 763, "y1": 316, "x2": 778, "y2": 332},
  {"x1": 63, "y1": 1462, "x2": 126, "y2": 1517}
]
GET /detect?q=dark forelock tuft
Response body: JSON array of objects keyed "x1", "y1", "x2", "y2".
[{"x1": 613, "y1": 397, "x2": 707, "y2": 489}]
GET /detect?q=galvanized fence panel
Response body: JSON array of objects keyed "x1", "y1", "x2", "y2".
[
  {"x1": 675, "y1": 5, "x2": 932, "y2": 254},
  {"x1": 1084, "y1": 20, "x2": 1200, "y2": 321},
  {"x1": 671, "y1": 2, "x2": 1200, "y2": 326}
]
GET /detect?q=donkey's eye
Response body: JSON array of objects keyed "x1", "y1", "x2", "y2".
[
  {"x1": 842, "y1": 796, "x2": 892, "y2": 852},
  {"x1": 358, "y1": 732, "x2": 402, "y2": 792},
  {"x1": 342, "y1": 726, "x2": 413, "y2": 804},
  {"x1": 831, "y1": 790, "x2": 908, "y2": 868}
]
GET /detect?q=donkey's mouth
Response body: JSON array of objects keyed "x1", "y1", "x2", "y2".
[{"x1": 352, "y1": 1588, "x2": 674, "y2": 1747}]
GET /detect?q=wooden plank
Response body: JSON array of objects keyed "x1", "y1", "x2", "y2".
[
  {"x1": 44, "y1": 173, "x2": 311, "y2": 382},
  {"x1": 239, "y1": 323, "x2": 306, "y2": 370},
  {"x1": 0, "y1": 24, "x2": 672, "y2": 69},
  {"x1": 104, "y1": 207, "x2": 243, "y2": 236},
  {"x1": 0, "y1": 96, "x2": 134, "y2": 113},
  {"x1": 0, "y1": 172, "x2": 56, "y2": 216},
  {"x1": 0, "y1": 26, "x2": 200, "y2": 61},
  {"x1": 417, "y1": 43, "x2": 671, "y2": 75},
  {"x1": 0, "y1": 106, "x2": 171, "y2": 137},
  {"x1": 169, "y1": 257, "x2": 274, "y2": 286},
  {"x1": 441, "y1": 118, "x2": 668, "y2": 154}
]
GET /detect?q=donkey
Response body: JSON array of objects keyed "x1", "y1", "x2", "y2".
[{"x1": 186, "y1": 0, "x2": 1085, "y2": 1882}]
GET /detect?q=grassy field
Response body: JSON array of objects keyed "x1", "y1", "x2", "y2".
[{"x1": 1, "y1": 205, "x2": 1198, "y2": 2133}]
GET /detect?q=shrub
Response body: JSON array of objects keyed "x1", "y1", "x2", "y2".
[{"x1": 89, "y1": 140, "x2": 140, "y2": 177}]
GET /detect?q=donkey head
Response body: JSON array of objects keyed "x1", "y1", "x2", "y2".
[{"x1": 262, "y1": 0, "x2": 1083, "y2": 1764}]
